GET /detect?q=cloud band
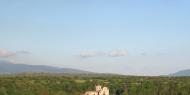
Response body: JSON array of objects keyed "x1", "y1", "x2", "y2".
[{"x1": 79, "y1": 50, "x2": 128, "y2": 58}]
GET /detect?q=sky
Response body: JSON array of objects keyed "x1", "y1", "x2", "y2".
[{"x1": 0, "y1": 0, "x2": 190, "y2": 76}]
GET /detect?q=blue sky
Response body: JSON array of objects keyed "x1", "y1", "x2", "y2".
[{"x1": 0, "y1": 0, "x2": 190, "y2": 75}]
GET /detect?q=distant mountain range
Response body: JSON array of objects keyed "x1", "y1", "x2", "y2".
[
  {"x1": 0, "y1": 60, "x2": 92, "y2": 74},
  {"x1": 169, "y1": 69, "x2": 190, "y2": 76},
  {"x1": 1, "y1": 60, "x2": 190, "y2": 76}
]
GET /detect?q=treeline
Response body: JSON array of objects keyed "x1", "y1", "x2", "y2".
[{"x1": 0, "y1": 74, "x2": 190, "y2": 95}]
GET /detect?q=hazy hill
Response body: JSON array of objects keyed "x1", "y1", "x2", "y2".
[
  {"x1": 169, "y1": 69, "x2": 190, "y2": 76},
  {"x1": 0, "y1": 60, "x2": 91, "y2": 74}
]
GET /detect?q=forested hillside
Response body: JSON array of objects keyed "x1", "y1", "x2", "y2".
[{"x1": 0, "y1": 74, "x2": 190, "y2": 95}]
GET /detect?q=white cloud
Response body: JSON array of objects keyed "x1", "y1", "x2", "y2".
[
  {"x1": 0, "y1": 49, "x2": 30, "y2": 58},
  {"x1": 108, "y1": 50, "x2": 128, "y2": 57},
  {"x1": 79, "y1": 52, "x2": 97, "y2": 57},
  {"x1": 15, "y1": 51, "x2": 31, "y2": 54},
  {"x1": 79, "y1": 50, "x2": 128, "y2": 58},
  {"x1": 0, "y1": 49, "x2": 14, "y2": 57},
  {"x1": 79, "y1": 52, "x2": 103, "y2": 57}
]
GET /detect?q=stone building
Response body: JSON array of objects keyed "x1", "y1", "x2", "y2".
[{"x1": 84, "y1": 85, "x2": 109, "y2": 95}]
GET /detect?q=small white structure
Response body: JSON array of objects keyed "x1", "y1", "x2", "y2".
[{"x1": 84, "y1": 85, "x2": 109, "y2": 95}]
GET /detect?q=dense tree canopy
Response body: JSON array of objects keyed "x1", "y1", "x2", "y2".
[{"x1": 0, "y1": 74, "x2": 190, "y2": 95}]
